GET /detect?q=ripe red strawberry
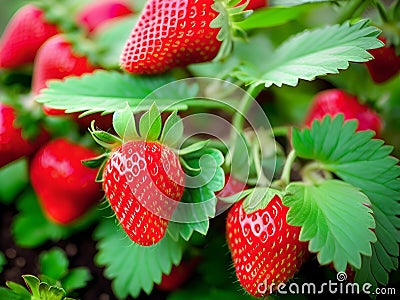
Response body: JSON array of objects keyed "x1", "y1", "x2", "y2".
[
  {"x1": 0, "y1": 4, "x2": 59, "y2": 69},
  {"x1": 156, "y1": 257, "x2": 201, "y2": 291},
  {"x1": 32, "y1": 34, "x2": 98, "y2": 95},
  {"x1": 103, "y1": 141, "x2": 185, "y2": 246},
  {"x1": 365, "y1": 37, "x2": 400, "y2": 83},
  {"x1": 77, "y1": 0, "x2": 134, "y2": 33},
  {"x1": 238, "y1": 0, "x2": 268, "y2": 10},
  {"x1": 0, "y1": 102, "x2": 49, "y2": 168},
  {"x1": 226, "y1": 196, "x2": 308, "y2": 297},
  {"x1": 304, "y1": 89, "x2": 382, "y2": 136},
  {"x1": 120, "y1": 0, "x2": 222, "y2": 74},
  {"x1": 216, "y1": 174, "x2": 247, "y2": 213},
  {"x1": 30, "y1": 138, "x2": 102, "y2": 225}
]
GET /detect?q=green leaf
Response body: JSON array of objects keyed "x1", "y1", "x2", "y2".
[
  {"x1": 234, "y1": 19, "x2": 383, "y2": 87},
  {"x1": 61, "y1": 268, "x2": 92, "y2": 293},
  {"x1": 112, "y1": 103, "x2": 137, "y2": 141},
  {"x1": 284, "y1": 180, "x2": 376, "y2": 271},
  {"x1": 139, "y1": 103, "x2": 162, "y2": 141},
  {"x1": 35, "y1": 71, "x2": 200, "y2": 116},
  {"x1": 160, "y1": 111, "x2": 184, "y2": 148},
  {"x1": 94, "y1": 218, "x2": 185, "y2": 299},
  {"x1": 38, "y1": 282, "x2": 66, "y2": 300},
  {"x1": 0, "y1": 251, "x2": 6, "y2": 273},
  {"x1": 243, "y1": 187, "x2": 283, "y2": 213},
  {"x1": 168, "y1": 148, "x2": 225, "y2": 240},
  {"x1": 23, "y1": 275, "x2": 40, "y2": 298},
  {"x1": 12, "y1": 189, "x2": 98, "y2": 248},
  {"x1": 5, "y1": 282, "x2": 30, "y2": 297},
  {"x1": 291, "y1": 115, "x2": 400, "y2": 288},
  {"x1": 0, "y1": 287, "x2": 29, "y2": 300},
  {"x1": 240, "y1": 3, "x2": 319, "y2": 30},
  {"x1": 0, "y1": 159, "x2": 29, "y2": 205},
  {"x1": 40, "y1": 248, "x2": 69, "y2": 280}
]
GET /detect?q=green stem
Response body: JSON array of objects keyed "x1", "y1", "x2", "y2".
[
  {"x1": 374, "y1": 0, "x2": 389, "y2": 22},
  {"x1": 280, "y1": 149, "x2": 297, "y2": 187},
  {"x1": 272, "y1": 126, "x2": 290, "y2": 137},
  {"x1": 231, "y1": 84, "x2": 263, "y2": 133},
  {"x1": 336, "y1": 0, "x2": 369, "y2": 23}
]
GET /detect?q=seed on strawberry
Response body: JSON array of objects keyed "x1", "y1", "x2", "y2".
[
  {"x1": 0, "y1": 4, "x2": 59, "y2": 69},
  {"x1": 103, "y1": 141, "x2": 185, "y2": 246},
  {"x1": 226, "y1": 195, "x2": 308, "y2": 297},
  {"x1": 365, "y1": 36, "x2": 400, "y2": 83},
  {"x1": 30, "y1": 138, "x2": 102, "y2": 224},
  {"x1": 120, "y1": 0, "x2": 222, "y2": 74},
  {"x1": 304, "y1": 89, "x2": 382, "y2": 136},
  {"x1": 77, "y1": 0, "x2": 134, "y2": 33}
]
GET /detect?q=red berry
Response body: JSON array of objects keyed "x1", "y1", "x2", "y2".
[
  {"x1": 156, "y1": 257, "x2": 201, "y2": 291},
  {"x1": 226, "y1": 196, "x2": 308, "y2": 297},
  {"x1": 365, "y1": 37, "x2": 400, "y2": 83},
  {"x1": 77, "y1": 0, "x2": 134, "y2": 33},
  {"x1": 216, "y1": 174, "x2": 247, "y2": 213},
  {"x1": 120, "y1": 0, "x2": 222, "y2": 74},
  {"x1": 30, "y1": 138, "x2": 102, "y2": 224},
  {"x1": 0, "y1": 103, "x2": 49, "y2": 168},
  {"x1": 0, "y1": 4, "x2": 59, "y2": 69},
  {"x1": 304, "y1": 89, "x2": 382, "y2": 136},
  {"x1": 32, "y1": 34, "x2": 98, "y2": 95},
  {"x1": 237, "y1": 0, "x2": 268, "y2": 10},
  {"x1": 103, "y1": 141, "x2": 185, "y2": 246}
]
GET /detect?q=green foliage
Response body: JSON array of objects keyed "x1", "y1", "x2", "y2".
[
  {"x1": 12, "y1": 189, "x2": 98, "y2": 248},
  {"x1": 291, "y1": 115, "x2": 400, "y2": 289},
  {"x1": 94, "y1": 218, "x2": 185, "y2": 298},
  {"x1": 139, "y1": 103, "x2": 162, "y2": 141},
  {"x1": 240, "y1": 3, "x2": 320, "y2": 30},
  {"x1": 234, "y1": 19, "x2": 383, "y2": 87},
  {"x1": 0, "y1": 275, "x2": 76, "y2": 300},
  {"x1": 0, "y1": 159, "x2": 28, "y2": 205},
  {"x1": 284, "y1": 180, "x2": 376, "y2": 271},
  {"x1": 35, "y1": 71, "x2": 199, "y2": 115},
  {"x1": 0, "y1": 251, "x2": 6, "y2": 273},
  {"x1": 39, "y1": 247, "x2": 92, "y2": 294},
  {"x1": 168, "y1": 147, "x2": 225, "y2": 241}
]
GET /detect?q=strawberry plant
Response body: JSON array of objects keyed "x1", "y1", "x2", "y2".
[{"x1": 1, "y1": 0, "x2": 400, "y2": 299}]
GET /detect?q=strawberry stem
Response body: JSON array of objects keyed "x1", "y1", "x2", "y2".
[
  {"x1": 279, "y1": 149, "x2": 296, "y2": 187},
  {"x1": 336, "y1": 0, "x2": 370, "y2": 24},
  {"x1": 231, "y1": 84, "x2": 264, "y2": 134}
]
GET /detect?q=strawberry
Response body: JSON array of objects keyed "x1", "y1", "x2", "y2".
[
  {"x1": 238, "y1": 0, "x2": 268, "y2": 10},
  {"x1": 365, "y1": 36, "x2": 400, "y2": 83},
  {"x1": 156, "y1": 257, "x2": 201, "y2": 291},
  {"x1": 0, "y1": 4, "x2": 59, "y2": 69},
  {"x1": 31, "y1": 34, "x2": 111, "y2": 129},
  {"x1": 304, "y1": 89, "x2": 382, "y2": 136},
  {"x1": 102, "y1": 140, "x2": 185, "y2": 246},
  {"x1": 216, "y1": 174, "x2": 247, "y2": 213},
  {"x1": 77, "y1": 0, "x2": 134, "y2": 33},
  {"x1": 32, "y1": 34, "x2": 98, "y2": 95},
  {"x1": 120, "y1": 0, "x2": 223, "y2": 74},
  {"x1": 0, "y1": 102, "x2": 49, "y2": 168},
  {"x1": 226, "y1": 195, "x2": 308, "y2": 297},
  {"x1": 30, "y1": 138, "x2": 102, "y2": 225}
]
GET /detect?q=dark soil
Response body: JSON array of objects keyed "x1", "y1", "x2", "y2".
[{"x1": 0, "y1": 202, "x2": 168, "y2": 300}]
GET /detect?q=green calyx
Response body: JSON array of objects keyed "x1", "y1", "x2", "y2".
[
  {"x1": 85, "y1": 103, "x2": 207, "y2": 180},
  {"x1": 1, "y1": 275, "x2": 76, "y2": 300},
  {"x1": 211, "y1": 0, "x2": 254, "y2": 61}
]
